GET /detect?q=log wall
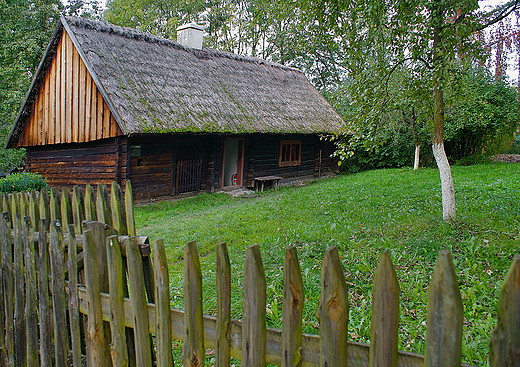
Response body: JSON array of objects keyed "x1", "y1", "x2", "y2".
[
  {"x1": 25, "y1": 138, "x2": 128, "y2": 188},
  {"x1": 17, "y1": 30, "x2": 122, "y2": 147}
]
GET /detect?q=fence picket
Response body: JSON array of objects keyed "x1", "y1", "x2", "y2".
[
  {"x1": 282, "y1": 246, "x2": 303, "y2": 367},
  {"x1": 216, "y1": 242, "x2": 231, "y2": 367},
  {"x1": 28, "y1": 191, "x2": 39, "y2": 232},
  {"x1": 369, "y1": 249, "x2": 399, "y2": 367},
  {"x1": 127, "y1": 236, "x2": 153, "y2": 367},
  {"x1": 111, "y1": 182, "x2": 127, "y2": 235},
  {"x1": 318, "y1": 246, "x2": 349, "y2": 367},
  {"x1": 83, "y1": 228, "x2": 112, "y2": 366},
  {"x1": 23, "y1": 217, "x2": 38, "y2": 367},
  {"x1": 61, "y1": 187, "x2": 73, "y2": 230},
  {"x1": 67, "y1": 224, "x2": 82, "y2": 367},
  {"x1": 1, "y1": 195, "x2": 10, "y2": 219},
  {"x1": 13, "y1": 213, "x2": 26, "y2": 367},
  {"x1": 84, "y1": 185, "x2": 97, "y2": 221},
  {"x1": 38, "y1": 219, "x2": 51, "y2": 367},
  {"x1": 50, "y1": 220, "x2": 70, "y2": 367},
  {"x1": 96, "y1": 184, "x2": 112, "y2": 226},
  {"x1": 49, "y1": 188, "x2": 61, "y2": 223},
  {"x1": 489, "y1": 254, "x2": 520, "y2": 367},
  {"x1": 242, "y1": 244, "x2": 266, "y2": 367},
  {"x1": 153, "y1": 239, "x2": 173, "y2": 367},
  {"x1": 1, "y1": 214, "x2": 15, "y2": 367},
  {"x1": 125, "y1": 180, "x2": 136, "y2": 237},
  {"x1": 106, "y1": 235, "x2": 129, "y2": 367},
  {"x1": 424, "y1": 250, "x2": 463, "y2": 367},
  {"x1": 72, "y1": 186, "x2": 85, "y2": 235},
  {"x1": 183, "y1": 241, "x2": 205, "y2": 366},
  {"x1": 39, "y1": 189, "x2": 50, "y2": 228}
]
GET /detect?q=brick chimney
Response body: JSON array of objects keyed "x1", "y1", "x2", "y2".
[{"x1": 176, "y1": 23, "x2": 205, "y2": 50}]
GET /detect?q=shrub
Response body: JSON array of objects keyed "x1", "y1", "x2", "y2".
[{"x1": 0, "y1": 172, "x2": 50, "y2": 193}]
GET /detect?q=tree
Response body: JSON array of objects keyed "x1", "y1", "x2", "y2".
[
  {"x1": 303, "y1": 0, "x2": 520, "y2": 221},
  {"x1": 0, "y1": 0, "x2": 61, "y2": 171}
]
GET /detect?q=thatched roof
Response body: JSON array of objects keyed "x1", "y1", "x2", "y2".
[{"x1": 9, "y1": 16, "x2": 343, "y2": 143}]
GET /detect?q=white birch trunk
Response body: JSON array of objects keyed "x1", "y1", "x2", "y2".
[
  {"x1": 432, "y1": 143, "x2": 456, "y2": 221},
  {"x1": 414, "y1": 145, "x2": 420, "y2": 170}
]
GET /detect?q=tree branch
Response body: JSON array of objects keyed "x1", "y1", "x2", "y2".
[{"x1": 476, "y1": 0, "x2": 520, "y2": 31}]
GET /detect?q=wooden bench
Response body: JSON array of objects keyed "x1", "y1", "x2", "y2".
[{"x1": 254, "y1": 175, "x2": 283, "y2": 192}]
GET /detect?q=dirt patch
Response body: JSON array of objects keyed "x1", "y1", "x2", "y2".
[{"x1": 491, "y1": 154, "x2": 520, "y2": 163}]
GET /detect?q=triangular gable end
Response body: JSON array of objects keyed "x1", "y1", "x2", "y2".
[{"x1": 8, "y1": 19, "x2": 125, "y2": 148}]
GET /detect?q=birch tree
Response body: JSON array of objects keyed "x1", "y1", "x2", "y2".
[{"x1": 305, "y1": 0, "x2": 519, "y2": 221}]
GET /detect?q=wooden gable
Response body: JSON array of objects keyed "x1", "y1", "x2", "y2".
[{"x1": 17, "y1": 30, "x2": 122, "y2": 148}]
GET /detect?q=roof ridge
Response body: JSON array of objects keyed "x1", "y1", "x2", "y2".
[{"x1": 64, "y1": 16, "x2": 302, "y2": 74}]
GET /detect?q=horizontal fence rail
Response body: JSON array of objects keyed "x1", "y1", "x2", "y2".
[{"x1": 0, "y1": 181, "x2": 518, "y2": 367}]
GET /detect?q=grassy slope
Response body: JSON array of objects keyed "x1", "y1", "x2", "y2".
[{"x1": 134, "y1": 163, "x2": 520, "y2": 365}]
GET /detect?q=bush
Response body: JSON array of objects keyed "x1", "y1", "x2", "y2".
[{"x1": 0, "y1": 172, "x2": 50, "y2": 193}]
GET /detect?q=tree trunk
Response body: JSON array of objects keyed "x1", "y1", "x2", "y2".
[
  {"x1": 432, "y1": 0, "x2": 456, "y2": 221},
  {"x1": 411, "y1": 108, "x2": 420, "y2": 170},
  {"x1": 414, "y1": 145, "x2": 421, "y2": 170},
  {"x1": 432, "y1": 82, "x2": 456, "y2": 221}
]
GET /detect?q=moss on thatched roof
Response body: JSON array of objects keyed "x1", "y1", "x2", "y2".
[
  {"x1": 69, "y1": 17, "x2": 344, "y2": 135},
  {"x1": 9, "y1": 16, "x2": 343, "y2": 145}
]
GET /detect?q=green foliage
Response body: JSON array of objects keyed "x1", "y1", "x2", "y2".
[
  {"x1": 0, "y1": 172, "x2": 49, "y2": 193},
  {"x1": 0, "y1": 0, "x2": 61, "y2": 170},
  {"x1": 444, "y1": 70, "x2": 520, "y2": 161},
  {"x1": 134, "y1": 164, "x2": 520, "y2": 366}
]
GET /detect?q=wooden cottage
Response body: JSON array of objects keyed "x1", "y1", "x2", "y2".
[{"x1": 7, "y1": 16, "x2": 343, "y2": 199}]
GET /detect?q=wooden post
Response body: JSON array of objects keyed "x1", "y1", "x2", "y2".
[
  {"x1": 38, "y1": 219, "x2": 52, "y2": 367},
  {"x1": 50, "y1": 220, "x2": 70, "y2": 367},
  {"x1": 424, "y1": 250, "x2": 463, "y2": 367},
  {"x1": 61, "y1": 187, "x2": 73, "y2": 230},
  {"x1": 183, "y1": 241, "x2": 205, "y2": 367},
  {"x1": 23, "y1": 217, "x2": 38, "y2": 367},
  {"x1": 106, "y1": 235, "x2": 129, "y2": 367},
  {"x1": 72, "y1": 186, "x2": 85, "y2": 235},
  {"x1": 126, "y1": 236, "x2": 152, "y2": 367},
  {"x1": 68, "y1": 224, "x2": 82, "y2": 367},
  {"x1": 153, "y1": 239, "x2": 173, "y2": 367},
  {"x1": 125, "y1": 180, "x2": 136, "y2": 237},
  {"x1": 13, "y1": 213, "x2": 27, "y2": 367},
  {"x1": 242, "y1": 244, "x2": 266, "y2": 367},
  {"x1": 489, "y1": 254, "x2": 520, "y2": 366},
  {"x1": 83, "y1": 229, "x2": 112, "y2": 366},
  {"x1": 50, "y1": 188, "x2": 61, "y2": 223},
  {"x1": 39, "y1": 189, "x2": 50, "y2": 229},
  {"x1": 28, "y1": 191, "x2": 39, "y2": 232},
  {"x1": 1, "y1": 214, "x2": 15, "y2": 366},
  {"x1": 96, "y1": 184, "x2": 112, "y2": 226},
  {"x1": 318, "y1": 246, "x2": 349, "y2": 367},
  {"x1": 84, "y1": 184, "x2": 97, "y2": 221},
  {"x1": 111, "y1": 182, "x2": 127, "y2": 235},
  {"x1": 216, "y1": 242, "x2": 231, "y2": 367},
  {"x1": 282, "y1": 246, "x2": 303, "y2": 367},
  {"x1": 369, "y1": 249, "x2": 399, "y2": 367}
]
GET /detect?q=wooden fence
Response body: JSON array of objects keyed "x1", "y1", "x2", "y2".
[{"x1": 0, "y1": 181, "x2": 518, "y2": 367}]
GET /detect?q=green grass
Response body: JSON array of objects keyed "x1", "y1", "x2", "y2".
[{"x1": 134, "y1": 163, "x2": 520, "y2": 365}]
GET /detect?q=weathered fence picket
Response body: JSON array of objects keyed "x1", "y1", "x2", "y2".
[
  {"x1": 282, "y1": 245, "x2": 303, "y2": 367},
  {"x1": 369, "y1": 249, "x2": 399, "y2": 367},
  {"x1": 216, "y1": 242, "x2": 231, "y2": 367},
  {"x1": 106, "y1": 235, "x2": 129, "y2": 367},
  {"x1": 0, "y1": 181, "x2": 517, "y2": 367},
  {"x1": 183, "y1": 241, "x2": 205, "y2": 367},
  {"x1": 243, "y1": 244, "x2": 267, "y2": 367},
  {"x1": 318, "y1": 246, "x2": 349, "y2": 367}
]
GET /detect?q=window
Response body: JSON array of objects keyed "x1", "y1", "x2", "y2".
[{"x1": 279, "y1": 140, "x2": 301, "y2": 167}]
